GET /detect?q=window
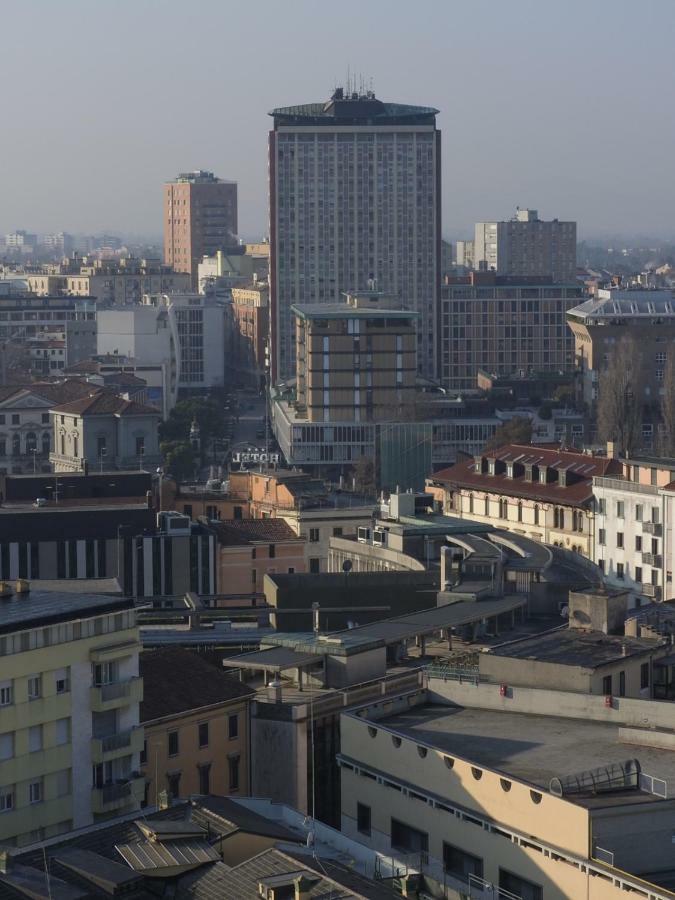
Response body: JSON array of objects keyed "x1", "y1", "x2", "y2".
[
  {"x1": 135, "y1": 436, "x2": 145, "y2": 456},
  {"x1": 228, "y1": 714, "x2": 239, "y2": 740},
  {"x1": 635, "y1": 565, "x2": 642, "y2": 583},
  {"x1": 167, "y1": 772, "x2": 181, "y2": 799},
  {"x1": 617, "y1": 562, "x2": 624, "y2": 579},
  {"x1": 533, "y1": 505, "x2": 539, "y2": 525},
  {"x1": 635, "y1": 504, "x2": 643, "y2": 522},
  {"x1": 93, "y1": 662, "x2": 115, "y2": 686},
  {"x1": 602, "y1": 674, "x2": 612, "y2": 695},
  {"x1": 55, "y1": 669, "x2": 69, "y2": 694},
  {"x1": 198, "y1": 763, "x2": 211, "y2": 795},
  {"x1": 598, "y1": 498, "x2": 606, "y2": 515},
  {"x1": 517, "y1": 502, "x2": 522, "y2": 523},
  {"x1": 598, "y1": 529, "x2": 606, "y2": 546},
  {"x1": 309, "y1": 558, "x2": 320, "y2": 574},
  {"x1": 391, "y1": 819, "x2": 428, "y2": 855},
  {"x1": 499, "y1": 869, "x2": 542, "y2": 900},
  {"x1": 499, "y1": 498, "x2": 508, "y2": 519},
  {"x1": 55, "y1": 718, "x2": 70, "y2": 746},
  {"x1": 168, "y1": 730, "x2": 179, "y2": 757},
  {"x1": 332, "y1": 527, "x2": 343, "y2": 537},
  {"x1": 0, "y1": 681, "x2": 12, "y2": 707},
  {"x1": 29, "y1": 779, "x2": 43, "y2": 804},
  {"x1": 598, "y1": 559, "x2": 605, "y2": 573},
  {"x1": 651, "y1": 468, "x2": 658, "y2": 486},
  {"x1": 652, "y1": 506, "x2": 660, "y2": 524},
  {"x1": 29, "y1": 725, "x2": 43, "y2": 753},
  {"x1": 635, "y1": 535, "x2": 642, "y2": 552},
  {"x1": 309, "y1": 528, "x2": 320, "y2": 543},
  {"x1": 443, "y1": 843, "x2": 484, "y2": 883},
  {"x1": 0, "y1": 786, "x2": 13, "y2": 812},
  {"x1": 269, "y1": 544, "x2": 276, "y2": 559},
  {"x1": 619, "y1": 671, "x2": 626, "y2": 697},
  {"x1": 198, "y1": 722, "x2": 209, "y2": 748},
  {"x1": 641, "y1": 662, "x2": 650, "y2": 690},
  {"x1": 27, "y1": 675, "x2": 41, "y2": 700},
  {"x1": 11, "y1": 415, "x2": 19, "y2": 426},
  {"x1": 357, "y1": 802, "x2": 371, "y2": 836},
  {"x1": 0, "y1": 734, "x2": 13, "y2": 761},
  {"x1": 55, "y1": 769, "x2": 71, "y2": 798},
  {"x1": 41, "y1": 413, "x2": 49, "y2": 424},
  {"x1": 288, "y1": 567, "x2": 295, "y2": 574},
  {"x1": 616, "y1": 532, "x2": 624, "y2": 549},
  {"x1": 228, "y1": 755, "x2": 240, "y2": 791},
  {"x1": 97, "y1": 436, "x2": 106, "y2": 457},
  {"x1": 616, "y1": 501, "x2": 625, "y2": 518}
]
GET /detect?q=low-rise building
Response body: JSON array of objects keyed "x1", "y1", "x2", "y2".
[
  {"x1": 0, "y1": 584, "x2": 143, "y2": 847},
  {"x1": 427, "y1": 443, "x2": 622, "y2": 557},
  {"x1": 212, "y1": 518, "x2": 307, "y2": 598},
  {"x1": 50, "y1": 391, "x2": 161, "y2": 472},
  {"x1": 341, "y1": 680, "x2": 675, "y2": 900},
  {"x1": 139, "y1": 649, "x2": 254, "y2": 805}
]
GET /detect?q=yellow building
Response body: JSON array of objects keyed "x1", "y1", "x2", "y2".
[
  {"x1": 139, "y1": 649, "x2": 254, "y2": 805},
  {"x1": 0, "y1": 582, "x2": 143, "y2": 848}
]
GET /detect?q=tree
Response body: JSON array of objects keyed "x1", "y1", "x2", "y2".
[
  {"x1": 597, "y1": 336, "x2": 643, "y2": 457},
  {"x1": 160, "y1": 441, "x2": 197, "y2": 483},
  {"x1": 159, "y1": 397, "x2": 228, "y2": 448},
  {"x1": 483, "y1": 416, "x2": 533, "y2": 452},
  {"x1": 660, "y1": 351, "x2": 675, "y2": 456},
  {"x1": 351, "y1": 455, "x2": 377, "y2": 497}
]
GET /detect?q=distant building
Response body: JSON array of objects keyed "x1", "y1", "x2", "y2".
[
  {"x1": 474, "y1": 208, "x2": 577, "y2": 282},
  {"x1": 440, "y1": 273, "x2": 583, "y2": 390},
  {"x1": 4, "y1": 231, "x2": 36, "y2": 255},
  {"x1": 65, "y1": 354, "x2": 173, "y2": 418},
  {"x1": 230, "y1": 279, "x2": 269, "y2": 385},
  {"x1": 197, "y1": 248, "x2": 267, "y2": 298},
  {"x1": 40, "y1": 232, "x2": 74, "y2": 257},
  {"x1": 140, "y1": 649, "x2": 254, "y2": 804},
  {"x1": 269, "y1": 88, "x2": 441, "y2": 382},
  {"x1": 163, "y1": 171, "x2": 238, "y2": 282},
  {"x1": 0, "y1": 585, "x2": 142, "y2": 847},
  {"x1": 50, "y1": 391, "x2": 161, "y2": 473},
  {"x1": 454, "y1": 238, "x2": 474, "y2": 268},
  {"x1": 427, "y1": 443, "x2": 622, "y2": 558}
]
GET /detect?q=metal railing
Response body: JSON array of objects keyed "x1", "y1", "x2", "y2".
[
  {"x1": 99, "y1": 781, "x2": 131, "y2": 804},
  {"x1": 593, "y1": 476, "x2": 660, "y2": 495},
  {"x1": 426, "y1": 661, "x2": 481, "y2": 684},
  {"x1": 640, "y1": 772, "x2": 668, "y2": 798},
  {"x1": 98, "y1": 680, "x2": 132, "y2": 702},
  {"x1": 100, "y1": 728, "x2": 134, "y2": 753},
  {"x1": 468, "y1": 875, "x2": 521, "y2": 899},
  {"x1": 592, "y1": 846, "x2": 615, "y2": 867}
]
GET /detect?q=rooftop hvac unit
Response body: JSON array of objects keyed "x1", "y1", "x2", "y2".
[
  {"x1": 357, "y1": 527, "x2": 371, "y2": 543},
  {"x1": 372, "y1": 528, "x2": 386, "y2": 547},
  {"x1": 549, "y1": 759, "x2": 641, "y2": 797}
]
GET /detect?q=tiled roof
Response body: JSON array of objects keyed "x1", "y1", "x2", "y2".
[
  {"x1": 212, "y1": 518, "x2": 302, "y2": 546},
  {"x1": 140, "y1": 648, "x2": 254, "y2": 723},
  {"x1": 430, "y1": 443, "x2": 622, "y2": 508},
  {"x1": 51, "y1": 391, "x2": 159, "y2": 416}
]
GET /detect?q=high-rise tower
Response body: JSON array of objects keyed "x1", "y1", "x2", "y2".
[
  {"x1": 163, "y1": 171, "x2": 238, "y2": 283},
  {"x1": 268, "y1": 87, "x2": 441, "y2": 382}
]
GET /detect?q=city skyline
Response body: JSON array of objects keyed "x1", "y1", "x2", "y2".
[{"x1": 2, "y1": 0, "x2": 675, "y2": 240}]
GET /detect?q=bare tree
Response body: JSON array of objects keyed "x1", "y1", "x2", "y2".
[
  {"x1": 660, "y1": 351, "x2": 675, "y2": 456},
  {"x1": 483, "y1": 416, "x2": 533, "y2": 452},
  {"x1": 597, "y1": 336, "x2": 643, "y2": 456}
]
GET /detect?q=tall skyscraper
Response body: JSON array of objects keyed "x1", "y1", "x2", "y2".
[
  {"x1": 474, "y1": 209, "x2": 577, "y2": 282},
  {"x1": 163, "y1": 171, "x2": 238, "y2": 282},
  {"x1": 268, "y1": 87, "x2": 441, "y2": 382}
]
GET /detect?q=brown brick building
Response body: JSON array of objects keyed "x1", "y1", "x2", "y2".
[{"x1": 163, "y1": 171, "x2": 238, "y2": 282}]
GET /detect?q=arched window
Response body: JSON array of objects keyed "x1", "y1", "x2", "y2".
[
  {"x1": 60, "y1": 434, "x2": 65, "y2": 455},
  {"x1": 499, "y1": 498, "x2": 508, "y2": 520},
  {"x1": 25, "y1": 432, "x2": 37, "y2": 452},
  {"x1": 468, "y1": 493, "x2": 474, "y2": 514},
  {"x1": 534, "y1": 505, "x2": 540, "y2": 526},
  {"x1": 42, "y1": 432, "x2": 51, "y2": 455},
  {"x1": 517, "y1": 502, "x2": 523, "y2": 523},
  {"x1": 12, "y1": 434, "x2": 20, "y2": 457},
  {"x1": 484, "y1": 496, "x2": 489, "y2": 516}
]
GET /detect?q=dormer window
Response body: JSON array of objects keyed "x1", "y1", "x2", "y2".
[
  {"x1": 539, "y1": 468, "x2": 547, "y2": 484},
  {"x1": 488, "y1": 460, "x2": 495, "y2": 476},
  {"x1": 506, "y1": 463, "x2": 514, "y2": 478}
]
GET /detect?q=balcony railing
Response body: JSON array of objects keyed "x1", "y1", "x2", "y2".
[
  {"x1": 642, "y1": 553, "x2": 663, "y2": 567},
  {"x1": 643, "y1": 522, "x2": 663, "y2": 536},
  {"x1": 642, "y1": 583, "x2": 663, "y2": 600}
]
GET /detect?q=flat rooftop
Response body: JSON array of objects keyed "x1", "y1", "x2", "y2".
[
  {"x1": 488, "y1": 627, "x2": 662, "y2": 668},
  {"x1": 378, "y1": 704, "x2": 675, "y2": 807},
  {"x1": 0, "y1": 589, "x2": 134, "y2": 635}
]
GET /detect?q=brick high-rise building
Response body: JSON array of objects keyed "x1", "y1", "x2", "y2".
[
  {"x1": 269, "y1": 87, "x2": 441, "y2": 383},
  {"x1": 163, "y1": 171, "x2": 238, "y2": 282}
]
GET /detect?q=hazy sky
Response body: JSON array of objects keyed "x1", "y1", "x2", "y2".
[{"x1": 3, "y1": 0, "x2": 675, "y2": 241}]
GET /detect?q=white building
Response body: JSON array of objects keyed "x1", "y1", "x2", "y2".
[
  {"x1": 269, "y1": 87, "x2": 441, "y2": 382},
  {"x1": 474, "y1": 208, "x2": 576, "y2": 282}
]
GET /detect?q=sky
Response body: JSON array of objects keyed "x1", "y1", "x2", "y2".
[{"x1": 2, "y1": 0, "x2": 675, "y2": 241}]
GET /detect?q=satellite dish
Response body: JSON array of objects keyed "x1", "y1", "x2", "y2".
[{"x1": 342, "y1": 560, "x2": 353, "y2": 573}]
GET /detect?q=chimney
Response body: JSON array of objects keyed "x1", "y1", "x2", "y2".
[
  {"x1": 157, "y1": 789, "x2": 169, "y2": 810},
  {"x1": 606, "y1": 441, "x2": 619, "y2": 459},
  {"x1": 267, "y1": 677, "x2": 283, "y2": 705},
  {"x1": 295, "y1": 875, "x2": 320, "y2": 900}
]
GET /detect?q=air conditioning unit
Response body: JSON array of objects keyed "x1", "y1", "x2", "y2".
[
  {"x1": 357, "y1": 527, "x2": 371, "y2": 543},
  {"x1": 372, "y1": 527, "x2": 386, "y2": 547}
]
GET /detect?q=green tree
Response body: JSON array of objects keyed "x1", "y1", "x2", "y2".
[
  {"x1": 160, "y1": 441, "x2": 197, "y2": 482},
  {"x1": 483, "y1": 416, "x2": 533, "y2": 452},
  {"x1": 159, "y1": 397, "x2": 228, "y2": 447}
]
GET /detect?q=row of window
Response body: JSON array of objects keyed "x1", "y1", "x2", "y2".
[
  {"x1": 159, "y1": 756, "x2": 240, "y2": 800},
  {"x1": 0, "y1": 611, "x2": 134, "y2": 658},
  {"x1": 466, "y1": 494, "x2": 584, "y2": 531},
  {"x1": 0, "y1": 718, "x2": 71, "y2": 760},
  {"x1": 0, "y1": 669, "x2": 69, "y2": 705},
  {"x1": 141, "y1": 714, "x2": 240, "y2": 764},
  {"x1": 597, "y1": 530, "x2": 659, "y2": 554},
  {"x1": 597, "y1": 498, "x2": 660, "y2": 521}
]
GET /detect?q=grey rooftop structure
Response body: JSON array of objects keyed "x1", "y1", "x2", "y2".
[{"x1": 0, "y1": 587, "x2": 134, "y2": 636}]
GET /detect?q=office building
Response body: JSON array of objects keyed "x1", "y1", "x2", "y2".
[
  {"x1": 440, "y1": 273, "x2": 583, "y2": 390},
  {"x1": 163, "y1": 170, "x2": 238, "y2": 282},
  {"x1": 341, "y1": 680, "x2": 675, "y2": 899},
  {"x1": 474, "y1": 208, "x2": 577, "y2": 281},
  {"x1": 454, "y1": 238, "x2": 474, "y2": 268},
  {"x1": 567, "y1": 288, "x2": 675, "y2": 418},
  {"x1": 4, "y1": 231, "x2": 36, "y2": 255},
  {"x1": 0, "y1": 291, "x2": 96, "y2": 345},
  {"x1": 427, "y1": 443, "x2": 622, "y2": 558},
  {"x1": 139, "y1": 649, "x2": 254, "y2": 805},
  {"x1": 294, "y1": 291, "x2": 417, "y2": 422},
  {"x1": 0, "y1": 584, "x2": 143, "y2": 847},
  {"x1": 269, "y1": 87, "x2": 441, "y2": 382}
]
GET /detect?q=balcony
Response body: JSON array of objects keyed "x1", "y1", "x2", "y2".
[
  {"x1": 91, "y1": 775, "x2": 145, "y2": 815},
  {"x1": 90, "y1": 677, "x2": 143, "y2": 713},
  {"x1": 642, "y1": 583, "x2": 663, "y2": 601},
  {"x1": 642, "y1": 553, "x2": 663, "y2": 567},
  {"x1": 91, "y1": 726, "x2": 144, "y2": 763},
  {"x1": 643, "y1": 522, "x2": 663, "y2": 537}
]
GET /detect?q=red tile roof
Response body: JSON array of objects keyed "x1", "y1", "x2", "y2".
[
  {"x1": 51, "y1": 391, "x2": 159, "y2": 417},
  {"x1": 213, "y1": 518, "x2": 303, "y2": 546},
  {"x1": 430, "y1": 443, "x2": 622, "y2": 508}
]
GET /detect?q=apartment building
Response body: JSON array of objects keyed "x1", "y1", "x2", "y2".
[
  {"x1": 474, "y1": 208, "x2": 577, "y2": 282},
  {"x1": 163, "y1": 171, "x2": 238, "y2": 281},
  {"x1": 269, "y1": 87, "x2": 441, "y2": 382},
  {"x1": 427, "y1": 443, "x2": 622, "y2": 558},
  {"x1": 440, "y1": 274, "x2": 582, "y2": 390},
  {"x1": 0, "y1": 585, "x2": 143, "y2": 848},
  {"x1": 567, "y1": 289, "x2": 675, "y2": 434},
  {"x1": 341, "y1": 682, "x2": 675, "y2": 900},
  {"x1": 0, "y1": 291, "x2": 96, "y2": 346},
  {"x1": 230, "y1": 279, "x2": 268, "y2": 386},
  {"x1": 293, "y1": 292, "x2": 417, "y2": 423},
  {"x1": 139, "y1": 649, "x2": 254, "y2": 805},
  {"x1": 65, "y1": 354, "x2": 173, "y2": 417}
]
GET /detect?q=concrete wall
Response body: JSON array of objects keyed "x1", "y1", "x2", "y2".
[
  {"x1": 250, "y1": 714, "x2": 307, "y2": 813},
  {"x1": 325, "y1": 647, "x2": 386, "y2": 689}
]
